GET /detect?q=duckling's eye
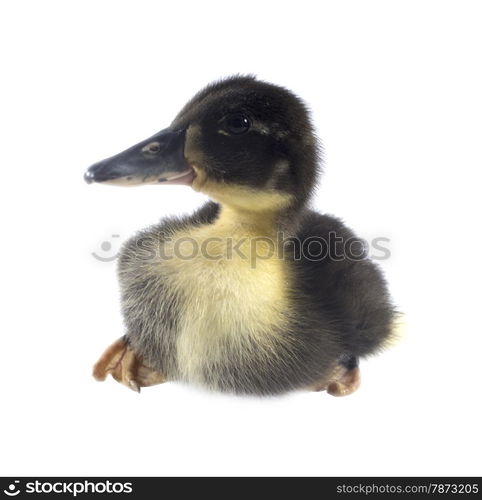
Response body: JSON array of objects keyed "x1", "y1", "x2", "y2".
[{"x1": 225, "y1": 113, "x2": 251, "y2": 135}]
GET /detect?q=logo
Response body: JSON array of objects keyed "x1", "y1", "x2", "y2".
[
  {"x1": 92, "y1": 234, "x2": 121, "y2": 262},
  {"x1": 3, "y1": 481, "x2": 20, "y2": 497}
]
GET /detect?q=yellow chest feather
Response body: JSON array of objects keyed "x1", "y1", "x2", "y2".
[{"x1": 158, "y1": 210, "x2": 291, "y2": 382}]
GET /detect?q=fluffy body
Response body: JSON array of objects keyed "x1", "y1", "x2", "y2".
[{"x1": 118, "y1": 202, "x2": 394, "y2": 395}]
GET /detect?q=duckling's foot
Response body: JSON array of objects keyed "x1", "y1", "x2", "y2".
[
  {"x1": 92, "y1": 336, "x2": 166, "y2": 392},
  {"x1": 326, "y1": 366, "x2": 361, "y2": 397},
  {"x1": 311, "y1": 356, "x2": 361, "y2": 397}
]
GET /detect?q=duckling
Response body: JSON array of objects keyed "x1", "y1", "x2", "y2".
[{"x1": 85, "y1": 75, "x2": 395, "y2": 396}]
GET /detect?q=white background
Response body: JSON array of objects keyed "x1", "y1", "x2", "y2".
[{"x1": 1, "y1": 0, "x2": 481, "y2": 476}]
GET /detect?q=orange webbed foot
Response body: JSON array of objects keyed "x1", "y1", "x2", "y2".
[
  {"x1": 311, "y1": 363, "x2": 361, "y2": 397},
  {"x1": 326, "y1": 366, "x2": 361, "y2": 397},
  {"x1": 93, "y1": 337, "x2": 166, "y2": 392}
]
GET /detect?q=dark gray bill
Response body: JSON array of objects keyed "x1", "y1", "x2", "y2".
[{"x1": 84, "y1": 128, "x2": 194, "y2": 186}]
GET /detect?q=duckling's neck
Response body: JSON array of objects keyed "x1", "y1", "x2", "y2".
[
  {"x1": 197, "y1": 178, "x2": 298, "y2": 235},
  {"x1": 215, "y1": 205, "x2": 282, "y2": 237}
]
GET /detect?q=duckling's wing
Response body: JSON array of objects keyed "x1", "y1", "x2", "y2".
[
  {"x1": 188, "y1": 201, "x2": 221, "y2": 227},
  {"x1": 294, "y1": 211, "x2": 396, "y2": 358}
]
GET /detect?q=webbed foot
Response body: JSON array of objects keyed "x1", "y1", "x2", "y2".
[
  {"x1": 326, "y1": 366, "x2": 361, "y2": 396},
  {"x1": 92, "y1": 337, "x2": 166, "y2": 392},
  {"x1": 311, "y1": 355, "x2": 361, "y2": 397}
]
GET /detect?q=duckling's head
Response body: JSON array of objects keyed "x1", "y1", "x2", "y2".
[{"x1": 85, "y1": 76, "x2": 320, "y2": 213}]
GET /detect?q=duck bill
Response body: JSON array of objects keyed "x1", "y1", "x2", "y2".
[{"x1": 84, "y1": 128, "x2": 194, "y2": 186}]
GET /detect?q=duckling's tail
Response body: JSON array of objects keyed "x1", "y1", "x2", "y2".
[{"x1": 383, "y1": 311, "x2": 406, "y2": 350}]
